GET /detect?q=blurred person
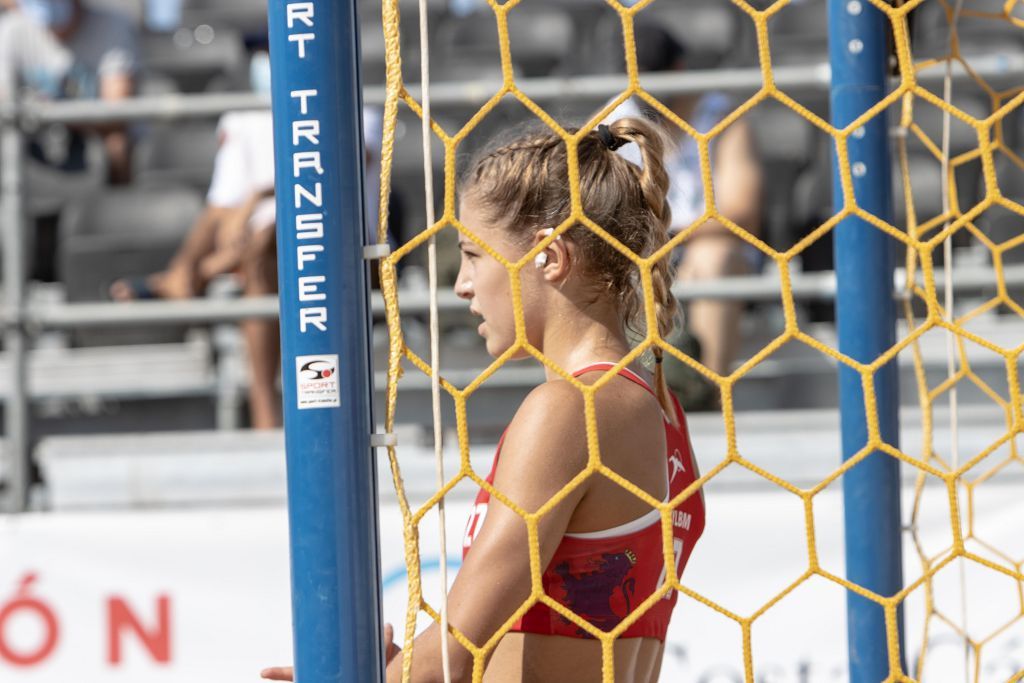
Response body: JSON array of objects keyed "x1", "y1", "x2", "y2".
[
  {"x1": 0, "y1": 0, "x2": 138, "y2": 182},
  {"x1": 110, "y1": 51, "x2": 385, "y2": 430},
  {"x1": 0, "y1": 0, "x2": 138, "y2": 281},
  {"x1": 604, "y1": 22, "x2": 763, "y2": 387}
]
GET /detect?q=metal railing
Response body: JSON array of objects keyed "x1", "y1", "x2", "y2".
[{"x1": 3, "y1": 56, "x2": 1024, "y2": 511}]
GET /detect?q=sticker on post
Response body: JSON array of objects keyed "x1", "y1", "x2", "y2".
[{"x1": 295, "y1": 354, "x2": 341, "y2": 409}]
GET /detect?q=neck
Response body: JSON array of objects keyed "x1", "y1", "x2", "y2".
[{"x1": 537, "y1": 298, "x2": 632, "y2": 381}]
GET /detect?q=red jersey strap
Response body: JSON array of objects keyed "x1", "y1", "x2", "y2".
[
  {"x1": 571, "y1": 362, "x2": 654, "y2": 395},
  {"x1": 573, "y1": 362, "x2": 677, "y2": 424}
]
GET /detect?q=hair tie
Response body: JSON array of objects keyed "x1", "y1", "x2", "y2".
[{"x1": 597, "y1": 124, "x2": 626, "y2": 151}]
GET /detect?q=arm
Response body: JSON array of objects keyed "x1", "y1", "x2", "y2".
[
  {"x1": 386, "y1": 381, "x2": 592, "y2": 683},
  {"x1": 691, "y1": 119, "x2": 763, "y2": 240},
  {"x1": 98, "y1": 70, "x2": 133, "y2": 183}
]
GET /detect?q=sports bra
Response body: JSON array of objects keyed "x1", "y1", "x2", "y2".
[{"x1": 461, "y1": 362, "x2": 706, "y2": 641}]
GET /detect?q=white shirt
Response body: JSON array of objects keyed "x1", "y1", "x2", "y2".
[
  {"x1": 206, "y1": 107, "x2": 384, "y2": 234},
  {"x1": 603, "y1": 93, "x2": 732, "y2": 233}
]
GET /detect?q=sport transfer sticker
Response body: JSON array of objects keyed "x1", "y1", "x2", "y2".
[{"x1": 295, "y1": 354, "x2": 341, "y2": 409}]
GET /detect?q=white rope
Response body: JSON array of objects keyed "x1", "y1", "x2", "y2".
[
  {"x1": 416, "y1": 1, "x2": 452, "y2": 681},
  {"x1": 939, "y1": 1, "x2": 969, "y2": 678}
]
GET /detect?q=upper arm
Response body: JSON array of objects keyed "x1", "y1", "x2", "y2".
[
  {"x1": 713, "y1": 120, "x2": 763, "y2": 227},
  {"x1": 444, "y1": 382, "x2": 590, "y2": 650}
]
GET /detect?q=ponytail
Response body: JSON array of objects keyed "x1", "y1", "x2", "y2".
[{"x1": 603, "y1": 118, "x2": 680, "y2": 426}]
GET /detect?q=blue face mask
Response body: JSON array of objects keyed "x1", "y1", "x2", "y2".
[{"x1": 19, "y1": 0, "x2": 75, "y2": 29}]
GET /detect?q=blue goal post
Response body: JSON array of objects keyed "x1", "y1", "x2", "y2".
[
  {"x1": 268, "y1": 1, "x2": 386, "y2": 681},
  {"x1": 828, "y1": 1, "x2": 906, "y2": 681}
]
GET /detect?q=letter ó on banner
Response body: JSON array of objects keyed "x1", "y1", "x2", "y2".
[
  {"x1": 107, "y1": 595, "x2": 172, "y2": 665},
  {"x1": 0, "y1": 573, "x2": 59, "y2": 667}
]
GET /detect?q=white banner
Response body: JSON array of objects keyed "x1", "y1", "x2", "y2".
[{"x1": 1, "y1": 484, "x2": 1021, "y2": 682}]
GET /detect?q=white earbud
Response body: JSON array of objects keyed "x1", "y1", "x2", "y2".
[{"x1": 534, "y1": 228, "x2": 559, "y2": 269}]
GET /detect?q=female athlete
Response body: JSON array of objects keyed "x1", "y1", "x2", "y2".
[{"x1": 262, "y1": 117, "x2": 706, "y2": 683}]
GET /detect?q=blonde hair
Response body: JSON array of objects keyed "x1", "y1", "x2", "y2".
[{"x1": 463, "y1": 118, "x2": 680, "y2": 423}]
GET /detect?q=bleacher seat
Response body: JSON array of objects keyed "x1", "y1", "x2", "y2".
[
  {"x1": 133, "y1": 120, "x2": 219, "y2": 192},
  {"x1": 979, "y1": 158, "x2": 1024, "y2": 273},
  {"x1": 433, "y1": 7, "x2": 573, "y2": 80},
  {"x1": 748, "y1": 101, "x2": 817, "y2": 250},
  {"x1": 141, "y1": 25, "x2": 245, "y2": 93},
  {"x1": 766, "y1": 0, "x2": 828, "y2": 66},
  {"x1": 362, "y1": 17, "x2": 388, "y2": 86},
  {"x1": 640, "y1": 0, "x2": 744, "y2": 70},
  {"x1": 57, "y1": 186, "x2": 203, "y2": 345},
  {"x1": 591, "y1": 1, "x2": 742, "y2": 73},
  {"x1": 181, "y1": 0, "x2": 267, "y2": 37},
  {"x1": 911, "y1": 0, "x2": 1024, "y2": 60}
]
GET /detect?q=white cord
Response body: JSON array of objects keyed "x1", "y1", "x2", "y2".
[
  {"x1": 939, "y1": 1, "x2": 969, "y2": 678},
  {"x1": 416, "y1": 1, "x2": 452, "y2": 681}
]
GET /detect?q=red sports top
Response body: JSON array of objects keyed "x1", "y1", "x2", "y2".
[{"x1": 462, "y1": 362, "x2": 706, "y2": 641}]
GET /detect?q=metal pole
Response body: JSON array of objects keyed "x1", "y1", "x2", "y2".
[
  {"x1": 1, "y1": 112, "x2": 30, "y2": 512},
  {"x1": 268, "y1": 1, "x2": 384, "y2": 681},
  {"x1": 13, "y1": 52, "x2": 1024, "y2": 122},
  {"x1": 828, "y1": 2, "x2": 905, "y2": 680}
]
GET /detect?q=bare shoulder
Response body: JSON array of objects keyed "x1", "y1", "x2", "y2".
[{"x1": 497, "y1": 380, "x2": 588, "y2": 483}]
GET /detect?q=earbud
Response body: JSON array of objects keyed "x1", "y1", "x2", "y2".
[{"x1": 534, "y1": 228, "x2": 559, "y2": 269}]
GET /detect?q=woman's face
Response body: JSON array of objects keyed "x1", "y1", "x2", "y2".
[{"x1": 455, "y1": 197, "x2": 536, "y2": 359}]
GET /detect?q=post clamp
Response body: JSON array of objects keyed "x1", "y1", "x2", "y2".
[
  {"x1": 370, "y1": 432, "x2": 397, "y2": 448},
  {"x1": 363, "y1": 243, "x2": 392, "y2": 261}
]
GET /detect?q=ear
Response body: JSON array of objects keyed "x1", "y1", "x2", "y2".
[{"x1": 531, "y1": 228, "x2": 573, "y2": 284}]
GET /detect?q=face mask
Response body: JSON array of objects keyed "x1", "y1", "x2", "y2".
[
  {"x1": 249, "y1": 51, "x2": 271, "y2": 95},
  {"x1": 19, "y1": 0, "x2": 75, "y2": 30}
]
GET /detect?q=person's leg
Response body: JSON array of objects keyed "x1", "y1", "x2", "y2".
[
  {"x1": 240, "y1": 227, "x2": 281, "y2": 430},
  {"x1": 676, "y1": 235, "x2": 751, "y2": 378},
  {"x1": 109, "y1": 204, "x2": 229, "y2": 300}
]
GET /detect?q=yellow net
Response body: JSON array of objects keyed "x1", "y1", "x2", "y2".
[{"x1": 370, "y1": 0, "x2": 1024, "y2": 681}]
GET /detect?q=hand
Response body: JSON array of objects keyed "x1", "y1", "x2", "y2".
[
  {"x1": 260, "y1": 623, "x2": 400, "y2": 681},
  {"x1": 384, "y1": 622, "x2": 402, "y2": 664}
]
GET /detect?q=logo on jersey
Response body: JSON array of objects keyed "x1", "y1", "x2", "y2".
[
  {"x1": 463, "y1": 503, "x2": 488, "y2": 550},
  {"x1": 669, "y1": 449, "x2": 686, "y2": 482},
  {"x1": 554, "y1": 551, "x2": 637, "y2": 634}
]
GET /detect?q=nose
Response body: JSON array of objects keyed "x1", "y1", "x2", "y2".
[{"x1": 454, "y1": 268, "x2": 473, "y2": 301}]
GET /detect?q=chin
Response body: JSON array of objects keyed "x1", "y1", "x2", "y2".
[{"x1": 484, "y1": 336, "x2": 518, "y2": 359}]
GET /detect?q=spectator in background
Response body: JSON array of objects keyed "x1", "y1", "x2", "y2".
[
  {"x1": 111, "y1": 49, "x2": 385, "y2": 430},
  {"x1": 0, "y1": 0, "x2": 138, "y2": 183},
  {"x1": 603, "y1": 22, "x2": 762, "y2": 403},
  {"x1": 0, "y1": 0, "x2": 138, "y2": 281}
]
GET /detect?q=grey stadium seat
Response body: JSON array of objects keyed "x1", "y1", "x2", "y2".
[
  {"x1": 141, "y1": 25, "x2": 245, "y2": 93},
  {"x1": 181, "y1": 0, "x2": 267, "y2": 37},
  {"x1": 748, "y1": 101, "x2": 817, "y2": 250},
  {"x1": 433, "y1": 7, "x2": 574, "y2": 79},
  {"x1": 911, "y1": 0, "x2": 1024, "y2": 60},
  {"x1": 133, "y1": 120, "x2": 220, "y2": 193},
  {"x1": 57, "y1": 186, "x2": 203, "y2": 345},
  {"x1": 592, "y1": 0, "x2": 743, "y2": 73}
]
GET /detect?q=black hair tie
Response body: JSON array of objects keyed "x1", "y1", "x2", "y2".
[{"x1": 597, "y1": 124, "x2": 626, "y2": 151}]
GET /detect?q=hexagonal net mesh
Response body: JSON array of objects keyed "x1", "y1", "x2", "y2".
[{"x1": 367, "y1": 0, "x2": 1024, "y2": 681}]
